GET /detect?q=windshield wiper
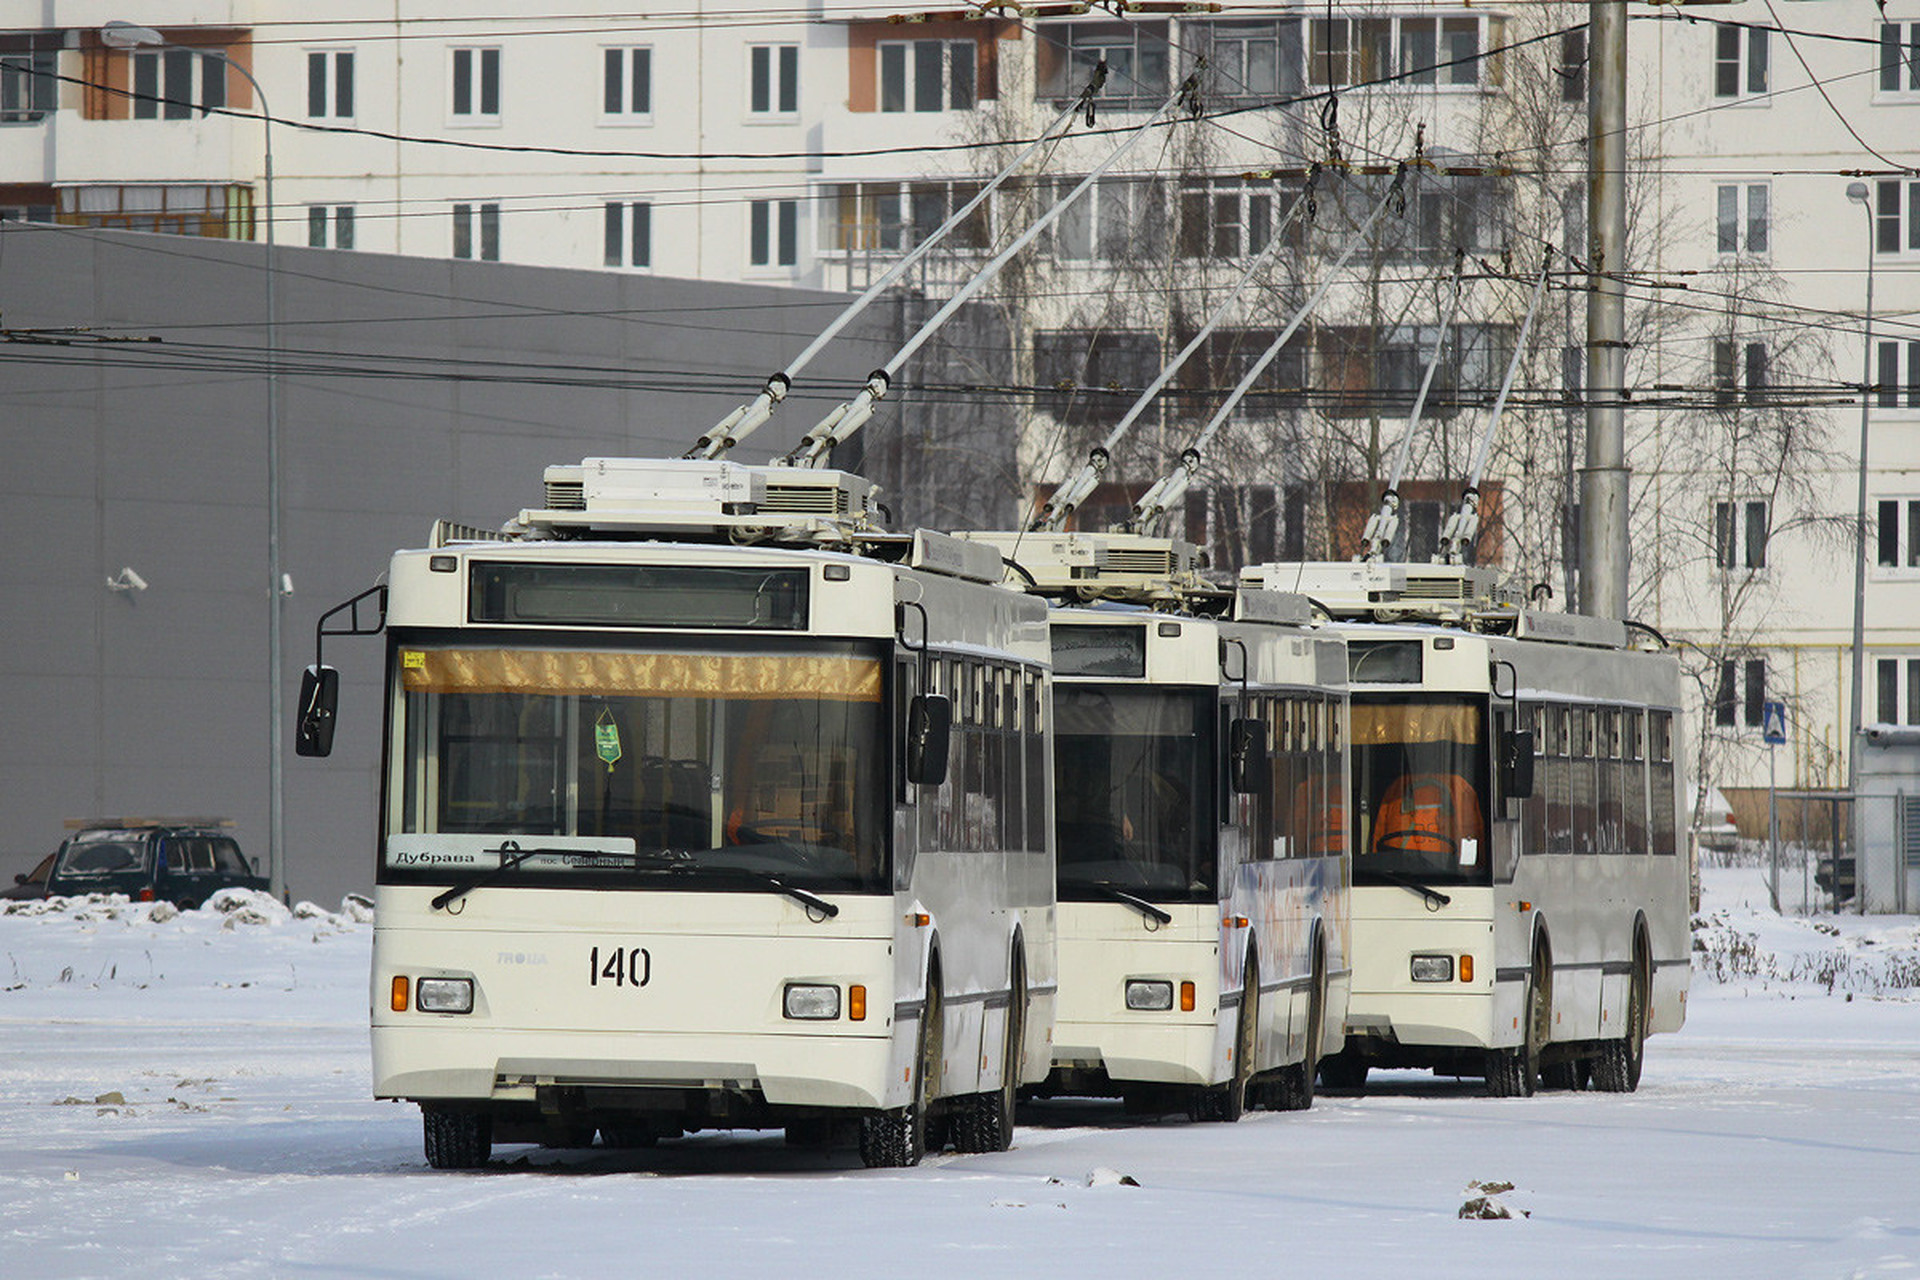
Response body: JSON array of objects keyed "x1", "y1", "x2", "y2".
[
  {"x1": 1376, "y1": 870, "x2": 1452, "y2": 910},
  {"x1": 1081, "y1": 880, "x2": 1174, "y2": 926},
  {"x1": 714, "y1": 867, "x2": 840, "y2": 918},
  {"x1": 430, "y1": 841, "x2": 630, "y2": 911}
]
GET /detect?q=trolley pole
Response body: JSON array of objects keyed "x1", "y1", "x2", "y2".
[{"x1": 1580, "y1": 0, "x2": 1631, "y2": 621}]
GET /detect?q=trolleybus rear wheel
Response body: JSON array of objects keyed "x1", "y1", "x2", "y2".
[
  {"x1": 861, "y1": 969, "x2": 941, "y2": 1167},
  {"x1": 953, "y1": 949, "x2": 1025, "y2": 1153},
  {"x1": 1592, "y1": 943, "x2": 1648, "y2": 1093},
  {"x1": 1269, "y1": 954, "x2": 1324, "y2": 1111}
]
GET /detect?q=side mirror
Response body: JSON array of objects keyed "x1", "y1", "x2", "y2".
[
  {"x1": 1228, "y1": 718, "x2": 1269, "y2": 795},
  {"x1": 296, "y1": 665, "x2": 341, "y2": 758},
  {"x1": 1502, "y1": 728, "x2": 1537, "y2": 800},
  {"x1": 906, "y1": 694, "x2": 953, "y2": 786}
]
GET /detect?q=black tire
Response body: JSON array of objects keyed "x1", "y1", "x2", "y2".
[
  {"x1": 1592, "y1": 946, "x2": 1649, "y2": 1093},
  {"x1": 1540, "y1": 1059, "x2": 1584, "y2": 1091},
  {"x1": 1318, "y1": 1046, "x2": 1368, "y2": 1092},
  {"x1": 861, "y1": 971, "x2": 940, "y2": 1167},
  {"x1": 952, "y1": 950, "x2": 1025, "y2": 1154},
  {"x1": 600, "y1": 1123, "x2": 659, "y2": 1149},
  {"x1": 422, "y1": 1106, "x2": 491, "y2": 1169},
  {"x1": 1196, "y1": 952, "x2": 1258, "y2": 1122},
  {"x1": 1270, "y1": 957, "x2": 1325, "y2": 1112},
  {"x1": 1486, "y1": 961, "x2": 1547, "y2": 1099}
]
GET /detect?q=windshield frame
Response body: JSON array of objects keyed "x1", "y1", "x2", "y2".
[
  {"x1": 1053, "y1": 681, "x2": 1218, "y2": 905},
  {"x1": 377, "y1": 627, "x2": 895, "y2": 896}
]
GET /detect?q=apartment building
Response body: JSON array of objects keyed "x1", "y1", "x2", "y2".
[{"x1": 4, "y1": 1, "x2": 1917, "y2": 818}]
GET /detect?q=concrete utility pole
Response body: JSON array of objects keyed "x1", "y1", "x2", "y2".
[{"x1": 1581, "y1": 0, "x2": 1631, "y2": 620}]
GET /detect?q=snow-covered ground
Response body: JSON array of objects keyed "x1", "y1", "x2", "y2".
[{"x1": 3, "y1": 872, "x2": 1919, "y2": 1279}]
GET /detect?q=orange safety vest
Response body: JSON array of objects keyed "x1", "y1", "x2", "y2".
[{"x1": 1372, "y1": 773, "x2": 1483, "y2": 855}]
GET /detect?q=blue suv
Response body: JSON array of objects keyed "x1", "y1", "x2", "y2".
[{"x1": 46, "y1": 820, "x2": 268, "y2": 908}]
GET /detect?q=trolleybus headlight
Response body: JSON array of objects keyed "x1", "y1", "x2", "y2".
[
  {"x1": 1126, "y1": 980, "x2": 1175, "y2": 1011},
  {"x1": 784, "y1": 983, "x2": 841, "y2": 1020},
  {"x1": 1410, "y1": 955, "x2": 1454, "y2": 983},
  {"x1": 415, "y1": 977, "x2": 475, "y2": 1013}
]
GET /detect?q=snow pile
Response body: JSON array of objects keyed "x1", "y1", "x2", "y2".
[
  {"x1": 2, "y1": 889, "x2": 372, "y2": 932},
  {"x1": 1692, "y1": 866, "x2": 1920, "y2": 999}
]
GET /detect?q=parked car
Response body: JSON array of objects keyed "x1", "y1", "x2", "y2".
[
  {"x1": 2, "y1": 851, "x2": 55, "y2": 901},
  {"x1": 1692, "y1": 786, "x2": 1739, "y2": 853},
  {"x1": 1815, "y1": 854, "x2": 1857, "y2": 903},
  {"x1": 45, "y1": 819, "x2": 267, "y2": 908}
]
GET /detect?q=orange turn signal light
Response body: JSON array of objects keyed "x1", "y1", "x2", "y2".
[
  {"x1": 1459, "y1": 954, "x2": 1474, "y2": 983},
  {"x1": 849, "y1": 984, "x2": 867, "y2": 1021},
  {"x1": 391, "y1": 975, "x2": 410, "y2": 1012},
  {"x1": 1180, "y1": 981, "x2": 1196, "y2": 1012},
  {"x1": 910, "y1": 912, "x2": 930, "y2": 928}
]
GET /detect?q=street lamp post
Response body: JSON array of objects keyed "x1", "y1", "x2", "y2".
[
  {"x1": 1845, "y1": 182, "x2": 1875, "y2": 803},
  {"x1": 102, "y1": 22, "x2": 286, "y2": 901}
]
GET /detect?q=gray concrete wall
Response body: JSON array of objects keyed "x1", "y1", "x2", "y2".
[{"x1": 0, "y1": 222, "x2": 912, "y2": 907}]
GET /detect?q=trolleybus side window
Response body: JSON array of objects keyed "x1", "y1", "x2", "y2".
[
  {"x1": 1596, "y1": 707, "x2": 1622, "y2": 854},
  {"x1": 1026, "y1": 670, "x2": 1049, "y2": 853},
  {"x1": 1546, "y1": 704, "x2": 1572, "y2": 854},
  {"x1": 1570, "y1": 707, "x2": 1596, "y2": 854},
  {"x1": 1650, "y1": 709, "x2": 1678, "y2": 855},
  {"x1": 1520, "y1": 703, "x2": 1548, "y2": 856},
  {"x1": 1624, "y1": 709, "x2": 1650, "y2": 853}
]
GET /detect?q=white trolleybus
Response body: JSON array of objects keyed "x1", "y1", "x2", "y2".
[
  {"x1": 959, "y1": 530, "x2": 1351, "y2": 1117},
  {"x1": 1241, "y1": 561, "x2": 1689, "y2": 1095},
  {"x1": 299, "y1": 458, "x2": 1056, "y2": 1167}
]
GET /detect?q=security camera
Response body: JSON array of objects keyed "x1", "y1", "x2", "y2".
[{"x1": 107, "y1": 567, "x2": 148, "y2": 592}]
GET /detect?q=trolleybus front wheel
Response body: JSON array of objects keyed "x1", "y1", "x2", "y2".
[
  {"x1": 1195, "y1": 951, "x2": 1258, "y2": 1123},
  {"x1": 1485, "y1": 960, "x2": 1548, "y2": 1099},
  {"x1": 421, "y1": 1105, "x2": 491, "y2": 1170}
]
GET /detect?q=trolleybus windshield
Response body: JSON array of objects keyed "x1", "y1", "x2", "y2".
[
  {"x1": 1350, "y1": 694, "x2": 1492, "y2": 888},
  {"x1": 1053, "y1": 686, "x2": 1214, "y2": 903},
  {"x1": 384, "y1": 639, "x2": 889, "y2": 895}
]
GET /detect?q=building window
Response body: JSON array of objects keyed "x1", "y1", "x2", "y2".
[
  {"x1": 1190, "y1": 19, "x2": 1304, "y2": 102},
  {"x1": 1711, "y1": 339, "x2": 1768, "y2": 406},
  {"x1": 1713, "y1": 22, "x2": 1768, "y2": 98},
  {"x1": 604, "y1": 201, "x2": 651, "y2": 268},
  {"x1": 1879, "y1": 22, "x2": 1919, "y2": 93},
  {"x1": 1874, "y1": 178, "x2": 1920, "y2": 254},
  {"x1": 1308, "y1": 15, "x2": 1492, "y2": 89},
  {"x1": 1875, "y1": 498, "x2": 1920, "y2": 571},
  {"x1": 1050, "y1": 176, "x2": 1164, "y2": 262},
  {"x1": 823, "y1": 180, "x2": 988, "y2": 253},
  {"x1": 1716, "y1": 656, "x2": 1767, "y2": 728},
  {"x1": 451, "y1": 48, "x2": 500, "y2": 119},
  {"x1": 749, "y1": 199, "x2": 798, "y2": 266},
  {"x1": 604, "y1": 47, "x2": 651, "y2": 117},
  {"x1": 1173, "y1": 327, "x2": 1307, "y2": 421},
  {"x1": 1315, "y1": 323, "x2": 1509, "y2": 419},
  {"x1": 1559, "y1": 29, "x2": 1587, "y2": 103},
  {"x1": 131, "y1": 49, "x2": 225, "y2": 119},
  {"x1": 1036, "y1": 21, "x2": 1170, "y2": 108},
  {"x1": 306, "y1": 204, "x2": 355, "y2": 249},
  {"x1": 306, "y1": 50, "x2": 354, "y2": 118},
  {"x1": 878, "y1": 39, "x2": 975, "y2": 112},
  {"x1": 1715, "y1": 183, "x2": 1768, "y2": 255},
  {"x1": 1177, "y1": 178, "x2": 1280, "y2": 260},
  {"x1": 1876, "y1": 341, "x2": 1920, "y2": 410},
  {"x1": 453, "y1": 202, "x2": 500, "y2": 260},
  {"x1": 0, "y1": 40, "x2": 58, "y2": 122},
  {"x1": 1033, "y1": 330, "x2": 1161, "y2": 428},
  {"x1": 1713, "y1": 499, "x2": 1769, "y2": 571},
  {"x1": 1874, "y1": 657, "x2": 1920, "y2": 725},
  {"x1": 57, "y1": 184, "x2": 255, "y2": 239},
  {"x1": 749, "y1": 45, "x2": 799, "y2": 115},
  {"x1": 1387, "y1": 173, "x2": 1498, "y2": 259}
]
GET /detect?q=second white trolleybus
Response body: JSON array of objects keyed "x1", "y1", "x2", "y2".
[{"x1": 961, "y1": 530, "x2": 1351, "y2": 1117}]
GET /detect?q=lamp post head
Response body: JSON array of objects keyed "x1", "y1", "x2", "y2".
[
  {"x1": 1847, "y1": 181, "x2": 1871, "y2": 206},
  {"x1": 100, "y1": 21, "x2": 166, "y2": 49}
]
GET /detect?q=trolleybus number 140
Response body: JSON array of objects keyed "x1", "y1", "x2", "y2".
[{"x1": 589, "y1": 945, "x2": 652, "y2": 989}]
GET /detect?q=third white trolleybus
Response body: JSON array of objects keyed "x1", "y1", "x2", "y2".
[{"x1": 1242, "y1": 560, "x2": 1690, "y2": 1096}]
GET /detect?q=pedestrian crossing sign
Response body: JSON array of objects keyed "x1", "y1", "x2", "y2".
[{"x1": 1762, "y1": 700, "x2": 1787, "y2": 745}]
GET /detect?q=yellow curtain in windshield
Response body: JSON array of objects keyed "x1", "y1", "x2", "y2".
[
  {"x1": 400, "y1": 648, "x2": 882, "y2": 702},
  {"x1": 1351, "y1": 702, "x2": 1480, "y2": 745}
]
